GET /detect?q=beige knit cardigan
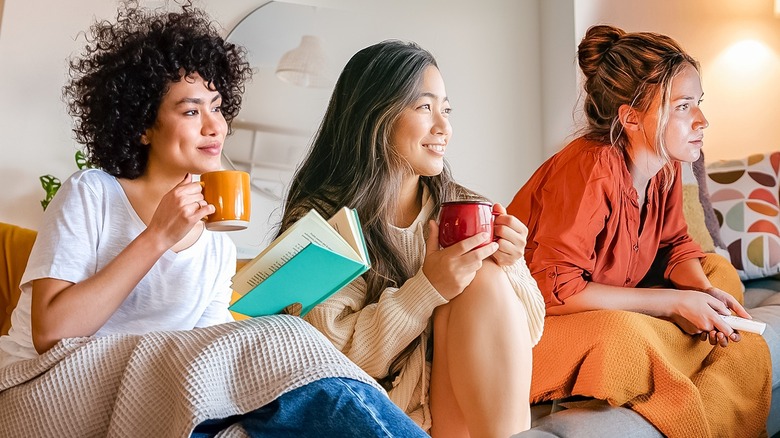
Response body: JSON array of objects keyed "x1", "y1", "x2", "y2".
[{"x1": 303, "y1": 192, "x2": 546, "y2": 431}]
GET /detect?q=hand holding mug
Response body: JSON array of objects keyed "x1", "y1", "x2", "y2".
[
  {"x1": 424, "y1": 219, "x2": 498, "y2": 300},
  {"x1": 491, "y1": 203, "x2": 527, "y2": 266},
  {"x1": 146, "y1": 173, "x2": 215, "y2": 248}
]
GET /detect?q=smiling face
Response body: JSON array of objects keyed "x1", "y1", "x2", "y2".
[
  {"x1": 642, "y1": 62, "x2": 709, "y2": 163},
  {"x1": 143, "y1": 73, "x2": 227, "y2": 177},
  {"x1": 390, "y1": 66, "x2": 452, "y2": 179}
]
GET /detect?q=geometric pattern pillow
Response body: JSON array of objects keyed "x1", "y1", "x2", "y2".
[{"x1": 706, "y1": 152, "x2": 780, "y2": 280}]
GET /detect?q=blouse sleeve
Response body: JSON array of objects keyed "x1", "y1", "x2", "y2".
[
  {"x1": 660, "y1": 164, "x2": 706, "y2": 279},
  {"x1": 512, "y1": 151, "x2": 615, "y2": 307},
  {"x1": 303, "y1": 269, "x2": 447, "y2": 379}
]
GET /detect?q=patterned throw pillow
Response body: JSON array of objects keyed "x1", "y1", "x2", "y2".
[{"x1": 706, "y1": 152, "x2": 780, "y2": 280}]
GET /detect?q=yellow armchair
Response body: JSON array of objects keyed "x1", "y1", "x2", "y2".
[{"x1": 0, "y1": 223, "x2": 37, "y2": 337}]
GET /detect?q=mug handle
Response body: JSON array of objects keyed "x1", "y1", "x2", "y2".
[
  {"x1": 491, "y1": 211, "x2": 500, "y2": 242},
  {"x1": 198, "y1": 181, "x2": 210, "y2": 221}
]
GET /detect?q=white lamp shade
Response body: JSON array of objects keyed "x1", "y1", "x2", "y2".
[{"x1": 275, "y1": 35, "x2": 331, "y2": 88}]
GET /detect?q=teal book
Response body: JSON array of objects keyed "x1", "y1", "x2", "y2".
[{"x1": 229, "y1": 207, "x2": 370, "y2": 317}]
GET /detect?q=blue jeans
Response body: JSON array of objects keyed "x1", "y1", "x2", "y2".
[{"x1": 191, "y1": 377, "x2": 427, "y2": 437}]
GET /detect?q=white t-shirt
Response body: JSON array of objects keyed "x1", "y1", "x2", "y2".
[{"x1": 0, "y1": 169, "x2": 235, "y2": 367}]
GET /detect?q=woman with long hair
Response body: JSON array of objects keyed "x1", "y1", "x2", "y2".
[{"x1": 280, "y1": 40, "x2": 546, "y2": 437}]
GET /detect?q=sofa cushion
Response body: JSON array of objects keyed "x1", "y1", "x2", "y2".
[
  {"x1": 747, "y1": 303, "x2": 780, "y2": 436},
  {"x1": 692, "y1": 154, "x2": 729, "y2": 250},
  {"x1": 515, "y1": 402, "x2": 663, "y2": 438},
  {"x1": 682, "y1": 161, "x2": 716, "y2": 252},
  {"x1": 744, "y1": 275, "x2": 780, "y2": 308},
  {"x1": 707, "y1": 152, "x2": 780, "y2": 280},
  {"x1": 0, "y1": 223, "x2": 37, "y2": 337}
]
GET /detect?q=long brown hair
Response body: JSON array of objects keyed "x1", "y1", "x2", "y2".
[
  {"x1": 279, "y1": 40, "x2": 469, "y2": 384},
  {"x1": 578, "y1": 25, "x2": 699, "y2": 189}
]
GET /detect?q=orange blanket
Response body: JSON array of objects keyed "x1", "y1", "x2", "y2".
[{"x1": 531, "y1": 310, "x2": 771, "y2": 437}]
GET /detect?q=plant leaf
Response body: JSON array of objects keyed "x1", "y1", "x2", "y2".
[
  {"x1": 75, "y1": 150, "x2": 93, "y2": 170},
  {"x1": 39, "y1": 174, "x2": 62, "y2": 211}
]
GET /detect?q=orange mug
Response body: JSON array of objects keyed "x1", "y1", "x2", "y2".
[
  {"x1": 199, "y1": 170, "x2": 251, "y2": 231},
  {"x1": 438, "y1": 200, "x2": 498, "y2": 248}
]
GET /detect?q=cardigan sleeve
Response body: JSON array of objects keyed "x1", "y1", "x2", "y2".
[
  {"x1": 303, "y1": 269, "x2": 447, "y2": 379},
  {"x1": 502, "y1": 258, "x2": 546, "y2": 345}
]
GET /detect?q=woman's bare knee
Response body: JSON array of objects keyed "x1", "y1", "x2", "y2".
[{"x1": 453, "y1": 259, "x2": 515, "y2": 309}]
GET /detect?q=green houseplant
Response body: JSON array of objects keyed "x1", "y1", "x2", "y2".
[{"x1": 40, "y1": 150, "x2": 93, "y2": 210}]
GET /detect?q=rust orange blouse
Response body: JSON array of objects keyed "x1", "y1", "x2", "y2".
[{"x1": 507, "y1": 137, "x2": 704, "y2": 308}]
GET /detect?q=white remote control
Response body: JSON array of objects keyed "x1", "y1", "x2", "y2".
[{"x1": 720, "y1": 315, "x2": 766, "y2": 335}]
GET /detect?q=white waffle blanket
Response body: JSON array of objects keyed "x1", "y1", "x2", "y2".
[{"x1": 0, "y1": 315, "x2": 382, "y2": 437}]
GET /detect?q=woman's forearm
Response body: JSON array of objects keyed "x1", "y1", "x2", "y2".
[
  {"x1": 30, "y1": 229, "x2": 170, "y2": 353},
  {"x1": 668, "y1": 257, "x2": 712, "y2": 292},
  {"x1": 545, "y1": 282, "x2": 682, "y2": 318}
]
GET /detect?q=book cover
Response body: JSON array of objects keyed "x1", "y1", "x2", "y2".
[{"x1": 229, "y1": 207, "x2": 370, "y2": 317}]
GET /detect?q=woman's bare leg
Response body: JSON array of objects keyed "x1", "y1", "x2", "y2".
[
  {"x1": 431, "y1": 303, "x2": 469, "y2": 438},
  {"x1": 430, "y1": 260, "x2": 533, "y2": 438}
]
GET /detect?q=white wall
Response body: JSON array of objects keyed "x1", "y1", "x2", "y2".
[
  {"x1": 222, "y1": 0, "x2": 549, "y2": 254},
  {"x1": 0, "y1": 0, "x2": 547, "y2": 256},
  {"x1": 4, "y1": 0, "x2": 775, "y2": 248},
  {"x1": 0, "y1": 0, "x2": 542, "y2": 253},
  {"x1": 574, "y1": 0, "x2": 780, "y2": 162},
  {"x1": 540, "y1": 0, "x2": 578, "y2": 157}
]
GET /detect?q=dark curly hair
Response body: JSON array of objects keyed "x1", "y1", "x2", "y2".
[{"x1": 63, "y1": 0, "x2": 253, "y2": 179}]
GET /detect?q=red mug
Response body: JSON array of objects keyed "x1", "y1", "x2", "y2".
[{"x1": 438, "y1": 200, "x2": 498, "y2": 248}]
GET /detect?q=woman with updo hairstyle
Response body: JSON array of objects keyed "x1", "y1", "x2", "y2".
[{"x1": 507, "y1": 25, "x2": 772, "y2": 436}]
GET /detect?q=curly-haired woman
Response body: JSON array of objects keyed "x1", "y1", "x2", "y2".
[{"x1": 0, "y1": 2, "x2": 427, "y2": 436}]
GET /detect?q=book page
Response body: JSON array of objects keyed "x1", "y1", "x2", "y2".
[
  {"x1": 231, "y1": 209, "x2": 361, "y2": 295},
  {"x1": 327, "y1": 207, "x2": 368, "y2": 264}
]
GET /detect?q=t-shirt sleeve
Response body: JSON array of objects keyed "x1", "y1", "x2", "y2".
[
  {"x1": 513, "y1": 152, "x2": 614, "y2": 307},
  {"x1": 660, "y1": 165, "x2": 706, "y2": 279},
  {"x1": 21, "y1": 171, "x2": 106, "y2": 290}
]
